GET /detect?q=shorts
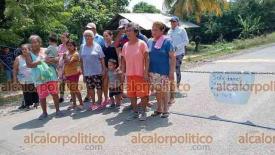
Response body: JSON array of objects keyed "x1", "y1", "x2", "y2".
[
  {"x1": 85, "y1": 75, "x2": 103, "y2": 90},
  {"x1": 65, "y1": 73, "x2": 80, "y2": 83},
  {"x1": 109, "y1": 86, "x2": 122, "y2": 98},
  {"x1": 126, "y1": 76, "x2": 149, "y2": 98},
  {"x1": 36, "y1": 81, "x2": 59, "y2": 99},
  {"x1": 149, "y1": 73, "x2": 170, "y2": 91}
]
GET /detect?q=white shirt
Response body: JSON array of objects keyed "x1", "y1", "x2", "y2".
[{"x1": 168, "y1": 26, "x2": 189, "y2": 56}]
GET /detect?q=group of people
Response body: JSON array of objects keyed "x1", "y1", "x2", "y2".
[{"x1": 7, "y1": 16, "x2": 189, "y2": 121}]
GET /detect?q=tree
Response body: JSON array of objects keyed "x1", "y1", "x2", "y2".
[
  {"x1": 65, "y1": 0, "x2": 129, "y2": 43},
  {"x1": 0, "y1": 0, "x2": 5, "y2": 26},
  {"x1": 186, "y1": 0, "x2": 275, "y2": 43},
  {"x1": 0, "y1": 0, "x2": 68, "y2": 46},
  {"x1": 0, "y1": 0, "x2": 129, "y2": 46},
  {"x1": 133, "y1": 2, "x2": 161, "y2": 13},
  {"x1": 163, "y1": 0, "x2": 228, "y2": 22}
]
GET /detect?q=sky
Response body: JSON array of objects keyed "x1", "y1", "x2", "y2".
[{"x1": 127, "y1": 0, "x2": 165, "y2": 12}]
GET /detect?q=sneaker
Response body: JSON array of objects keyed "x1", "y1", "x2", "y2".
[
  {"x1": 59, "y1": 98, "x2": 64, "y2": 103},
  {"x1": 55, "y1": 111, "x2": 65, "y2": 117},
  {"x1": 38, "y1": 112, "x2": 48, "y2": 120},
  {"x1": 139, "y1": 112, "x2": 147, "y2": 121},
  {"x1": 126, "y1": 111, "x2": 139, "y2": 121}
]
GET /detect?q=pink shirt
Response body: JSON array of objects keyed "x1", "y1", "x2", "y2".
[
  {"x1": 58, "y1": 44, "x2": 67, "y2": 57},
  {"x1": 57, "y1": 44, "x2": 67, "y2": 79},
  {"x1": 121, "y1": 39, "x2": 148, "y2": 77}
]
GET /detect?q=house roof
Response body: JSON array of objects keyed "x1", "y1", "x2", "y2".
[{"x1": 106, "y1": 13, "x2": 200, "y2": 30}]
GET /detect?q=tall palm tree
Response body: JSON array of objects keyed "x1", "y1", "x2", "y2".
[{"x1": 163, "y1": 0, "x2": 229, "y2": 22}]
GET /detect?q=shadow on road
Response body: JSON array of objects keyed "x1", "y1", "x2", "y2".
[
  {"x1": 13, "y1": 115, "x2": 53, "y2": 130},
  {"x1": 171, "y1": 112, "x2": 275, "y2": 131},
  {"x1": 105, "y1": 101, "x2": 173, "y2": 136},
  {"x1": 11, "y1": 93, "x2": 185, "y2": 131},
  {"x1": 12, "y1": 110, "x2": 71, "y2": 130}
]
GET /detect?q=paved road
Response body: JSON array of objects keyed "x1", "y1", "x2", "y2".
[{"x1": 1, "y1": 44, "x2": 275, "y2": 155}]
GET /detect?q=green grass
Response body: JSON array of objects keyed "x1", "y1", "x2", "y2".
[{"x1": 186, "y1": 32, "x2": 275, "y2": 62}]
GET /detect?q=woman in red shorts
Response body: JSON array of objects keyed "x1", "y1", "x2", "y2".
[{"x1": 64, "y1": 40, "x2": 83, "y2": 110}]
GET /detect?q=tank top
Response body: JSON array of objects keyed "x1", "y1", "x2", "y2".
[{"x1": 17, "y1": 56, "x2": 33, "y2": 84}]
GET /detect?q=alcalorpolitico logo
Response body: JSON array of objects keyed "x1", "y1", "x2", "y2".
[
  {"x1": 24, "y1": 132, "x2": 105, "y2": 146},
  {"x1": 130, "y1": 133, "x2": 213, "y2": 146}
]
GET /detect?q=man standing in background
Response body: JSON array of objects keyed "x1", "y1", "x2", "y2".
[
  {"x1": 0, "y1": 46, "x2": 15, "y2": 82},
  {"x1": 167, "y1": 16, "x2": 189, "y2": 104}
]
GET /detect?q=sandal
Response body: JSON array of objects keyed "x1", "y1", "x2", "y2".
[
  {"x1": 89, "y1": 104, "x2": 99, "y2": 111},
  {"x1": 161, "y1": 112, "x2": 170, "y2": 118},
  {"x1": 151, "y1": 111, "x2": 162, "y2": 117}
]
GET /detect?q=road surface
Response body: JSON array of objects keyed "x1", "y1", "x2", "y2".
[{"x1": 1, "y1": 44, "x2": 275, "y2": 155}]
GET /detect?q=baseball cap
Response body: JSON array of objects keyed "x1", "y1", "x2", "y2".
[
  {"x1": 118, "y1": 19, "x2": 129, "y2": 29},
  {"x1": 86, "y1": 23, "x2": 96, "y2": 29},
  {"x1": 170, "y1": 16, "x2": 179, "y2": 22}
]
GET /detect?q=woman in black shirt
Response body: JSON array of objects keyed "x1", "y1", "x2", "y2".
[{"x1": 102, "y1": 30, "x2": 119, "y2": 107}]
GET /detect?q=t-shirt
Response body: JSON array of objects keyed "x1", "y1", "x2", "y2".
[
  {"x1": 58, "y1": 44, "x2": 67, "y2": 57},
  {"x1": 0, "y1": 52, "x2": 16, "y2": 70},
  {"x1": 102, "y1": 43, "x2": 118, "y2": 68},
  {"x1": 80, "y1": 42, "x2": 105, "y2": 76},
  {"x1": 121, "y1": 39, "x2": 148, "y2": 77},
  {"x1": 108, "y1": 70, "x2": 121, "y2": 88},
  {"x1": 45, "y1": 45, "x2": 58, "y2": 58},
  {"x1": 45, "y1": 45, "x2": 58, "y2": 69},
  {"x1": 57, "y1": 44, "x2": 67, "y2": 79},
  {"x1": 148, "y1": 38, "x2": 174, "y2": 76},
  {"x1": 64, "y1": 52, "x2": 80, "y2": 77}
]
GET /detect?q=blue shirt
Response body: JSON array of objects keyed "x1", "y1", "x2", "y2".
[
  {"x1": 0, "y1": 52, "x2": 16, "y2": 70},
  {"x1": 82, "y1": 34, "x2": 105, "y2": 49},
  {"x1": 148, "y1": 38, "x2": 174, "y2": 76},
  {"x1": 80, "y1": 42, "x2": 105, "y2": 76},
  {"x1": 167, "y1": 26, "x2": 189, "y2": 56}
]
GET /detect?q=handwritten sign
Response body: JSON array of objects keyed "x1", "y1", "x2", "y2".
[{"x1": 209, "y1": 72, "x2": 255, "y2": 104}]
